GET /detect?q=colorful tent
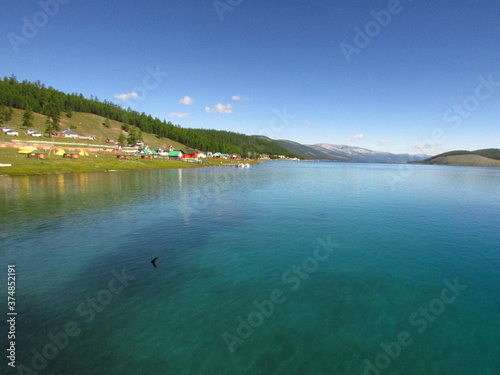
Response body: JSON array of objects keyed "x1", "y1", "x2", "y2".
[
  {"x1": 79, "y1": 150, "x2": 89, "y2": 156},
  {"x1": 17, "y1": 147, "x2": 37, "y2": 154},
  {"x1": 55, "y1": 149, "x2": 66, "y2": 155}
]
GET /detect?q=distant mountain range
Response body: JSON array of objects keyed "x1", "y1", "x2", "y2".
[{"x1": 272, "y1": 139, "x2": 431, "y2": 163}]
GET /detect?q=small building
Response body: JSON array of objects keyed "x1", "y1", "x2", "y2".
[
  {"x1": 182, "y1": 149, "x2": 198, "y2": 159},
  {"x1": 27, "y1": 150, "x2": 48, "y2": 159},
  {"x1": 168, "y1": 151, "x2": 183, "y2": 159},
  {"x1": 63, "y1": 151, "x2": 79, "y2": 159},
  {"x1": 117, "y1": 153, "x2": 132, "y2": 159},
  {"x1": 154, "y1": 148, "x2": 168, "y2": 156},
  {"x1": 52, "y1": 129, "x2": 79, "y2": 138},
  {"x1": 141, "y1": 154, "x2": 153, "y2": 159}
]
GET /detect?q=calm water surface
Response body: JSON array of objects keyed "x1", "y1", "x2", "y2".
[{"x1": 1, "y1": 162, "x2": 499, "y2": 375}]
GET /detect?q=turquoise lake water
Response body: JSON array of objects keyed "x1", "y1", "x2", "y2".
[{"x1": 1, "y1": 161, "x2": 499, "y2": 375}]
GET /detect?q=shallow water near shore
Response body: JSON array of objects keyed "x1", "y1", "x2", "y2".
[{"x1": 1, "y1": 161, "x2": 499, "y2": 375}]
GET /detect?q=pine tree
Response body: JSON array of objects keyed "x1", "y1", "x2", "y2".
[
  {"x1": 117, "y1": 133, "x2": 126, "y2": 145},
  {"x1": 2, "y1": 106, "x2": 13, "y2": 122},
  {"x1": 127, "y1": 126, "x2": 143, "y2": 146},
  {"x1": 51, "y1": 112, "x2": 61, "y2": 131},
  {"x1": 44, "y1": 117, "x2": 53, "y2": 135},
  {"x1": 44, "y1": 113, "x2": 61, "y2": 134},
  {"x1": 22, "y1": 107, "x2": 34, "y2": 129},
  {"x1": 127, "y1": 127, "x2": 137, "y2": 146}
]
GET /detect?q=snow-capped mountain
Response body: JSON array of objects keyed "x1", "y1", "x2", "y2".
[
  {"x1": 272, "y1": 139, "x2": 431, "y2": 163},
  {"x1": 310, "y1": 144, "x2": 430, "y2": 163}
]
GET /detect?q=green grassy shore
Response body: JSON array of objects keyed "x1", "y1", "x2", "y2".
[
  {"x1": 0, "y1": 109, "x2": 262, "y2": 176},
  {"x1": 0, "y1": 147, "x2": 257, "y2": 177}
]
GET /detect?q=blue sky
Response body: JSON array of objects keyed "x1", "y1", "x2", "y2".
[{"x1": 2, "y1": 0, "x2": 499, "y2": 154}]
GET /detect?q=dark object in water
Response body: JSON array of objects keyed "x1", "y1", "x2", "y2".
[{"x1": 151, "y1": 257, "x2": 158, "y2": 268}]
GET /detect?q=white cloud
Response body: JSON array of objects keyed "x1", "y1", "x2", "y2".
[
  {"x1": 167, "y1": 113, "x2": 191, "y2": 118},
  {"x1": 178, "y1": 96, "x2": 194, "y2": 105},
  {"x1": 231, "y1": 94, "x2": 249, "y2": 101},
  {"x1": 114, "y1": 92, "x2": 140, "y2": 101},
  {"x1": 380, "y1": 140, "x2": 394, "y2": 145},
  {"x1": 205, "y1": 103, "x2": 233, "y2": 114},
  {"x1": 347, "y1": 133, "x2": 365, "y2": 141},
  {"x1": 303, "y1": 120, "x2": 311, "y2": 126}
]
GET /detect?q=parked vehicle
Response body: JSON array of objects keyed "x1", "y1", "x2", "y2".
[
  {"x1": 30, "y1": 132, "x2": 43, "y2": 137},
  {"x1": 2, "y1": 127, "x2": 14, "y2": 132},
  {"x1": 5, "y1": 131, "x2": 19, "y2": 136},
  {"x1": 26, "y1": 129, "x2": 38, "y2": 134}
]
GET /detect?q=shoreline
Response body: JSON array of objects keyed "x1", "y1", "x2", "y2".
[
  {"x1": 0, "y1": 162, "x2": 260, "y2": 177},
  {"x1": 0, "y1": 146, "x2": 262, "y2": 177}
]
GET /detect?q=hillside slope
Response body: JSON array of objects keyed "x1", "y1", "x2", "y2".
[
  {"x1": 418, "y1": 149, "x2": 500, "y2": 166},
  {"x1": 1, "y1": 109, "x2": 186, "y2": 149},
  {"x1": 427, "y1": 154, "x2": 500, "y2": 166},
  {"x1": 0, "y1": 76, "x2": 299, "y2": 157}
]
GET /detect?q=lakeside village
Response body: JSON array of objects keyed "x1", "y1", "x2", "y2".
[{"x1": 0, "y1": 127, "x2": 299, "y2": 166}]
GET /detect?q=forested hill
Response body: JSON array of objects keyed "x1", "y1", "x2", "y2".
[
  {"x1": 0, "y1": 75, "x2": 298, "y2": 157},
  {"x1": 413, "y1": 149, "x2": 500, "y2": 166},
  {"x1": 421, "y1": 149, "x2": 500, "y2": 161}
]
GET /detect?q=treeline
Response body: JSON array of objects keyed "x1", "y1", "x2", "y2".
[{"x1": 0, "y1": 75, "x2": 299, "y2": 157}]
